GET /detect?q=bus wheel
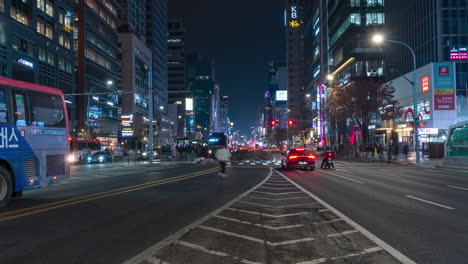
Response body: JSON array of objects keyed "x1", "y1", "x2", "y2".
[{"x1": 0, "y1": 166, "x2": 13, "y2": 208}]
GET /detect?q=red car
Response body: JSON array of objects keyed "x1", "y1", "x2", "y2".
[{"x1": 281, "y1": 148, "x2": 316, "y2": 170}]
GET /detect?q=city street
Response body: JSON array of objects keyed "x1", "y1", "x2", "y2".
[{"x1": 1, "y1": 151, "x2": 467, "y2": 263}]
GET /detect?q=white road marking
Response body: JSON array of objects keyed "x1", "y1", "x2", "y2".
[
  {"x1": 331, "y1": 246, "x2": 382, "y2": 260},
  {"x1": 258, "y1": 186, "x2": 298, "y2": 190},
  {"x1": 297, "y1": 247, "x2": 382, "y2": 264},
  {"x1": 248, "y1": 195, "x2": 310, "y2": 201},
  {"x1": 69, "y1": 176, "x2": 88, "y2": 180},
  {"x1": 352, "y1": 168, "x2": 402, "y2": 178},
  {"x1": 122, "y1": 168, "x2": 274, "y2": 264},
  {"x1": 177, "y1": 240, "x2": 228, "y2": 256},
  {"x1": 214, "y1": 215, "x2": 303, "y2": 230},
  {"x1": 320, "y1": 170, "x2": 365, "y2": 184},
  {"x1": 275, "y1": 169, "x2": 416, "y2": 264},
  {"x1": 448, "y1": 185, "x2": 468, "y2": 192},
  {"x1": 236, "y1": 200, "x2": 273, "y2": 207},
  {"x1": 262, "y1": 182, "x2": 294, "y2": 186},
  {"x1": 145, "y1": 256, "x2": 171, "y2": 264},
  {"x1": 251, "y1": 191, "x2": 304, "y2": 196},
  {"x1": 279, "y1": 203, "x2": 319, "y2": 208},
  {"x1": 295, "y1": 170, "x2": 304, "y2": 174},
  {"x1": 318, "y1": 209, "x2": 330, "y2": 213},
  {"x1": 326, "y1": 230, "x2": 358, "y2": 237},
  {"x1": 405, "y1": 195, "x2": 455, "y2": 210},
  {"x1": 226, "y1": 207, "x2": 309, "y2": 218},
  {"x1": 201, "y1": 223, "x2": 311, "y2": 248},
  {"x1": 176, "y1": 241, "x2": 262, "y2": 264},
  {"x1": 314, "y1": 219, "x2": 343, "y2": 225}
]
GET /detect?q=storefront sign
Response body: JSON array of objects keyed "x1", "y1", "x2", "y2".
[
  {"x1": 418, "y1": 128, "x2": 439, "y2": 135},
  {"x1": 433, "y1": 62, "x2": 455, "y2": 110},
  {"x1": 397, "y1": 124, "x2": 408, "y2": 129},
  {"x1": 368, "y1": 125, "x2": 376, "y2": 130},
  {"x1": 17, "y1": 59, "x2": 34, "y2": 68},
  {"x1": 421, "y1": 75, "x2": 429, "y2": 93}
]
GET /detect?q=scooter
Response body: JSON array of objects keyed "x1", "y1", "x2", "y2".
[{"x1": 323, "y1": 158, "x2": 334, "y2": 169}]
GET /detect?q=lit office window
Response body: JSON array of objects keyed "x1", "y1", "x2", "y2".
[
  {"x1": 366, "y1": 13, "x2": 384, "y2": 25},
  {"x1": 350, "y1": 13, "x2": 361, "y2": 25}
]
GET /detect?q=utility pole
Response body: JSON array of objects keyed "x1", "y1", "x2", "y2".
[{"x1": 148, "y1": 67, "x2": 154, "y2": 164}]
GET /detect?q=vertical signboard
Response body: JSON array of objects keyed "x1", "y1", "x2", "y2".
[{"x1": 433, "y1": 62, "x2": 455, "y2": 110}]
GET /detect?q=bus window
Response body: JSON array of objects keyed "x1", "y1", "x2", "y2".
[
  {"x1": 29, "y1": 91, "x2": 65, "y2": 128},
  {"x1": 12, "y1": 90, "x2": 29, "y2": 126},
  {"x1": 0, "y1": 89, "x2": 8, "y2": 124}
]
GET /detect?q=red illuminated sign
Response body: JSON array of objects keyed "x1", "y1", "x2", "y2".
[
  {"x1": 421, "y1": 75, "x2": 429, "y2": 93},
  {"x1": 450, "y1": 47, "x2": 468, "y2": 60}
]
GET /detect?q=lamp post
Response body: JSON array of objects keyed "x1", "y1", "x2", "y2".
[{"x1": 373, "y1": 35, "x2": 420, "y2": 164}]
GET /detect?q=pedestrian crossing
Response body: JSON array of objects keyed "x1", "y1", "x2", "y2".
[{"x1": 232, "y1": 159, "x2": 282, "y2": 167}]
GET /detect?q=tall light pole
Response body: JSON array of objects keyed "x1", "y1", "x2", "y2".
[
  {"x1": 148, "y1": 67, "x2": 154, "y2": 164},
  {"x1": 373, "y1": 35, "x2": 420, "y2": 164}
]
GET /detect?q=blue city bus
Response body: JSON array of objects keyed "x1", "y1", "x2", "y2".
[{"x1": 0, "y1": 77, "x2": 69, "y2": 208}]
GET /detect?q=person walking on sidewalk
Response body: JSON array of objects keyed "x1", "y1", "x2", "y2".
[
  {"x1": 215, "y1": 147, "x2": 231, "y2": 178},
  {"x1": 403, "y1": 144, "x2": 409, "y2": 159}
]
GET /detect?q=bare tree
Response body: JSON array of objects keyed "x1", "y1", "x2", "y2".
[{"x1": 326, "y1": 78, "x2": 396, "y2": 145}]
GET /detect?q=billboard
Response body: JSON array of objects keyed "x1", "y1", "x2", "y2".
[
  {"x1": 433, "y1": 62, "x2": 455, "y2": 110},
  {"x1": 421, "y1": 75, "x2": 430, "y2": 93},
  {"x1": 275, "y1": 90, "x2": 288, "y2": 101},
  {"x1": 185, "y1": 98, "x2": 193, "y2": 111}
]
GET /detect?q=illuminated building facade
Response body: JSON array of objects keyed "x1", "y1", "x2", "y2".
[{"x1": 0, "y1": 0, "x2": 75, "y2": 125}]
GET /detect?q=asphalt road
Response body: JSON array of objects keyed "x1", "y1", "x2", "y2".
[
  {"x1": 1, "y1": 151, "x2": 467, "y2": 263},
  {"x1": 279, "y1": 160, "x2": 468, "y2": 263},
  {"x1": 0, "y1": 161, "x2": 266, "y2": 264}
]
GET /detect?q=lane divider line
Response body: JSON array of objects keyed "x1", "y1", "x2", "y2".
[
  {"x1": 122, "y1": 168, "x2": 273, "y2": 264},
  {"x1": 405, "y1": 195, "x2": 455, "y2": 210},
  {"x1": 0, "y1": 168, "x2": 220, "y2": 222},
  {"x1": 0, "y1": 167, "x2": 219, "y2": 218},
  {"x1": 251, "y1": 191, "x2": 304, "y2": 196},
  {"x1": 447, "y1": 185, "x2": 468, "y2": 192},
  {"x1": 319, "y1": 170, "x2": 365, "y2": 184},
  {"x1": 213, "y1": 215, "x2": 303, "y2": 230},
  {"x1": 275, "y1": 169, "x2": 416, "y2": 264}
]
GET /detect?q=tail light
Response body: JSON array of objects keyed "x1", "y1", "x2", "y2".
[
  {"x1": 288, "y1": 155, "x2": 298, "y2": 160},
  {"x1": 307, "y1": 155, "x2": 316, "y2": 160},
  {"x1": 328, "y1": 158, "x2": 332, "y2": 161}
]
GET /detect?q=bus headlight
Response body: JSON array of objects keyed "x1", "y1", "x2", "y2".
[{"x1": 68, "y1": 154, "x2": 76, "y2": 163}]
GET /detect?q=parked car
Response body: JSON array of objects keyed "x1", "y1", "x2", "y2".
[{"x1": 281, "y1": 148, "x2": 316, "y2": 170}]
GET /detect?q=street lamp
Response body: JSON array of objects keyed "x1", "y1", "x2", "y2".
[
  {"x1": 106, "y1": 80, "x2": 113, "y2": 85},
  {"x1": 306, "y1": 94, "x2": 311, "y2": 98},
  {"x1": 373, "y1": 34, "x2": 420, "y2": 164},
  {"x1": 326, "y1": 74, "x2": 334, "y2": 81}
]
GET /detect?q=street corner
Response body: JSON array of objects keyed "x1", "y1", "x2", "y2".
[{"x1": 123, "y1": 169, "x2": 411, "y2": 264}]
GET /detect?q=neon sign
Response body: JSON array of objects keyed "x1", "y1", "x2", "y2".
[
  {"x1": 421, "y1": 75, "x2": 429, "y2": 93},
  {"x1": 17, "y1": 59, "x2": 33, "y2": 68},
  {"x1": 450, "y1": 47, "x2": 467, "y2": 60},
  {"x1": 291, "y1": 6, "x2": 297, "y2": 19},
  {"x1": 289, "y1": 21, "x2": 300, "y2": 28}
]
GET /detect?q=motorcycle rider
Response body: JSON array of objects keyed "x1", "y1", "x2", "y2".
[{"x1": 320, "y1": 147, "x2": 335, "y2": 169}]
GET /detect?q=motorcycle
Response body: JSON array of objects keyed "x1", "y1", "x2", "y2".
[{"x1": 323, "y1": 157, "x2": 334, "y2": 169}]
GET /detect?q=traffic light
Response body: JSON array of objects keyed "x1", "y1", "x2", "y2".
[
  {"x1": 270, "y1": 120, "x2": 278, "y2": 127},
  {"x1": 288, "y1": 120, "x2": 296, "y2": 126}
]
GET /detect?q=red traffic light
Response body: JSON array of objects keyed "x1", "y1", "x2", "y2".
[
  {"x1": 270, "y1": 120, "x2": 278, "y2": 126},
  {"x1": 288, "y1": 120, "x2": 296, "y2": 126}
]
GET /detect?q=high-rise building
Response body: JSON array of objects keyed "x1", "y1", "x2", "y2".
[
  {"x1": 285, "y1": 0, "x2": 305, "y2": 124},
  {"x1": 167, "y1": 18, "x2": 187, "y2": 137},
  {"x1": 385, "y1": 0, "x2": 468, "y2": 120},
  {"x1": 187, "y1": 53, "x2": 214, "y2": 139},
  {"x1": 0, "y1": 0, "x2": 75, "y2": 123},
  {"x1": 146, "y1": 0, "x2": 168, "y2": 116},
  {"x1": 76, "y1": 0, "x2": 121, "y2": 146},
  {"x1": 218, "y1": 95, "x2": 231, "y2": 133},
  {"x1": 119, "y1": 33, "x2": 152, "y2": 146}
]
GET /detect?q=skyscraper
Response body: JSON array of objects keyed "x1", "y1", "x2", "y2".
[
  {"x1": 285, "y1": 0, "x2": 305, "y2": 124},
  {"x1": 218, "y1": 95, "x2": 231, "y2": 133},
  {"x1": 76, "y1": 0, "x2": 121, "y2": 146}
]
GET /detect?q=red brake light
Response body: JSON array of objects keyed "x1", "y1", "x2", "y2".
[
  {"x1": 296, "y1": 148, "x2": 305, "y2": 151},
  {"x1": 288, "y1": 155, "x2": 298, "y2": 160},
  {"x1": 307, "y1": 155, "x2": 316, "y2": 159}
]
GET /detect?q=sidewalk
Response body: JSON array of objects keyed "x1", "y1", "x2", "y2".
[{"x1": 338, "y1": 151, "x2": 443, "y2": 167}]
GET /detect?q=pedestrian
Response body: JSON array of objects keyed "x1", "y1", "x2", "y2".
[
  {"x1": 214, "y1": 146, "x2": 231, "y2": 178},
  {"x1": 371, "y1": 144, "x2": 375, "y2": 159},
  {"x1": 403, "y1": 144, "x2": 409, "y2": 159},
  {"x1": 387, "y1": 144, "x2": 392, "y2": 160}
]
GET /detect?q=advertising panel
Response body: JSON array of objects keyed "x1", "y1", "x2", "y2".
[
  {"x1": 185, "y1": 98, "x2": 193, "y2": 111},
  {"x1": 433, "y1": 62, "x2": 455, "y2": 110},
  {"x1": 421, "y1": 75, "x2": 430, "y2": 93},
  {"x1": 275, "y1": 90, "x2": 288, "y2": 101}
]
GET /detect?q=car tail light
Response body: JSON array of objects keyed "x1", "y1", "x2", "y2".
[
  {"x1": 307, "y1": 155, "x2": 316, "y2": 159},
  {"x1": 296, "y1": 148, "x2": 305, "y2": 151},
  {"x1": 288, "y1": 155, "x2": 298, "y2": 160},
  {"x1": 328, "y1": 158, "x2": 332, "y2": 161}
]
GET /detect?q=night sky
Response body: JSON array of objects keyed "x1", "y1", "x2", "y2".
[{"x1": 169, "y1": 0, "x2": 286, "y2": 134}]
